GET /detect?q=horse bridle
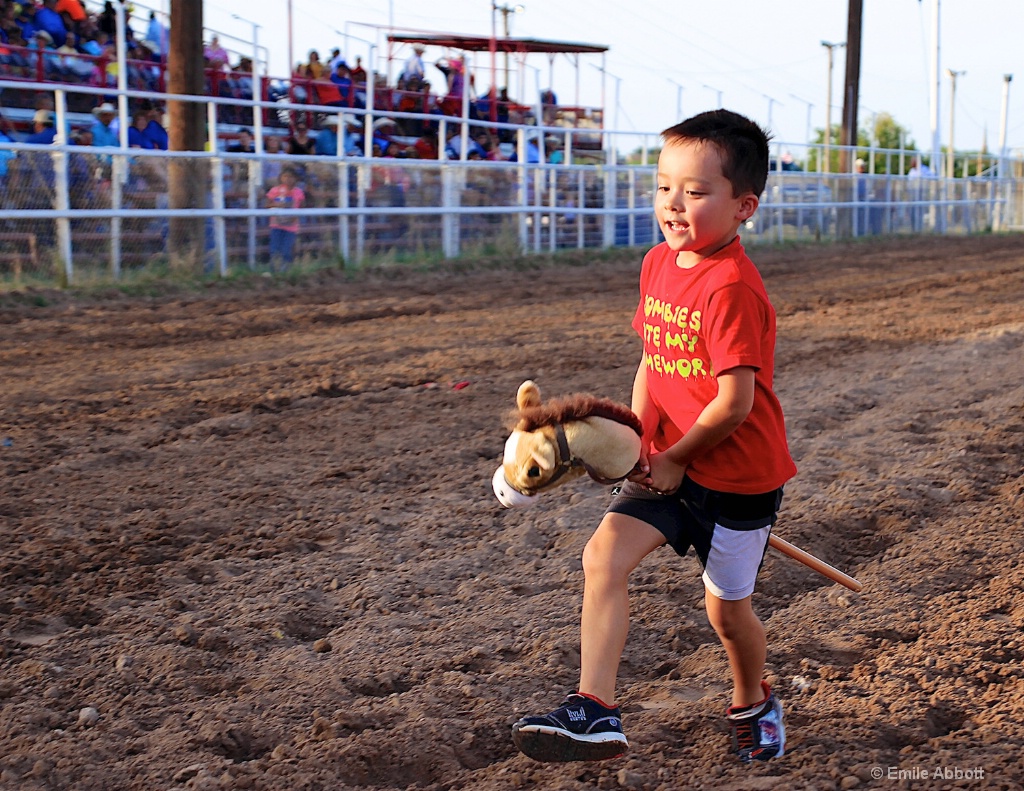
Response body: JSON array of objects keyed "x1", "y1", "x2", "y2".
[{"x1": 511, "y1": 423, "x2": 637, "y2": 495}]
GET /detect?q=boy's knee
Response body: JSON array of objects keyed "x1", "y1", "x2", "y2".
[
  {"x1": 705, "y1": 595, "x2": 756, "y2": 640},
  {"x1": 581, "y1": 535, "x2": 612, "y2": 579},
  {"x1": 582, "y1": 533, "x2": 631, "y2": 583}
]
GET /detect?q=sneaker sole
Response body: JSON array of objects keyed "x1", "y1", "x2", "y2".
[{"x1": 512, "y1": 725, "x2": 628, "y2": 763}]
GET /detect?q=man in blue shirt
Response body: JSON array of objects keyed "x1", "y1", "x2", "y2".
[
  {"x1": 90, "y1": 102, "x2": 120, "y2": 147},
  {"x1": 34, "y1": 0, "x2": 67, "y2": 48},
  {"x1": 25, "y1": 110, "x2": 58, "y2": 144}
]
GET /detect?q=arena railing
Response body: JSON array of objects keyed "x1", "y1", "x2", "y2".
[{"x1": 0, "y1": 79, "x2": 1019, "y2": 288}]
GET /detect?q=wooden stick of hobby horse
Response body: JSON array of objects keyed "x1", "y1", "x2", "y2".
[{"x1": 768, "y1": 535, "x2": 863, "y2": 592}]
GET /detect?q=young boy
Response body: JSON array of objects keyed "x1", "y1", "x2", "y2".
[
  {"x1": 266, "y1": 166, "x2": 305, "y2": 271},
  {"x1": 512, "y1": 110, "x2": 797, "y2": 764}
]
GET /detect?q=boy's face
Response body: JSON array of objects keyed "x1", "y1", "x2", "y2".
[{"x1": 656, "y1": 140, "x2": 758, "y2": 263}]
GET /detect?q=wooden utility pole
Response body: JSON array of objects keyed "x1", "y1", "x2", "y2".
[
  {"x1": 840, "y1": 0, "x2": 863, "y2": 173},
  {"x1": 837, "y1": 0, "x2": 863, "y2": 238},
  {"x1": 167, "y1": 0, "x2": 207, "y2": 267}
]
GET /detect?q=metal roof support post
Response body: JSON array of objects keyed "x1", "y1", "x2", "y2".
[
  {"x1": 460, "y1": 56, "x2": 472, "y2": 162},
  {"x1": 338, "y1": 157, "x2": 350, "y2": 265},
  {"x1": 517, "y1": 127, "x2": 528, "y2": 252},
  {"x1": 208, "y1": 101, "x2": 228, "y2": 277},
  {"x1": 53, "y1": 89, "x2": 73, "y2": 284}
]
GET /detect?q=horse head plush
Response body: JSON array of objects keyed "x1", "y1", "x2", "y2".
[{"x1": 492, "y1": 380, "x2": 644, "y2": 508}]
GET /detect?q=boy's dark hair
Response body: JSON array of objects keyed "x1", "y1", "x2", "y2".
[{"x1": 662, "y1": 110, "x2": 771, "y2": 196}]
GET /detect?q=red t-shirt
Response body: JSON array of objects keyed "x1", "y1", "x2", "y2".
[{"x1": 631, "y1": 237, "x2": 796, "y2": 494}]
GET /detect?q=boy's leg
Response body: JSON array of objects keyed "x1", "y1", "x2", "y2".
[
  {"x1": 698, "y1": 515, "x2": 785, "y2": 762},
  {"x1": 704, "y1": 592, "x2": 766, "y2": 708},
  {"x1": 579, "y1": 512, "x2": 666, "y2": 704},
  {"x1": 511, "y1": 511, "x2": 664, "y2": 762}
]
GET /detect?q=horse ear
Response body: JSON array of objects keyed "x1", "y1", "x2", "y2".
[{"x1": 517, "y1": 380, "x2": 541, "y2": 409}]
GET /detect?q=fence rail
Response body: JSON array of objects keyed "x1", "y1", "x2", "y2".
[{"x1": 1, "y1": 78, "x2": 1021, "y2": 287}]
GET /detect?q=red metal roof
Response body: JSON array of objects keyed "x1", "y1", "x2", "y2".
[{"x1": 387, "y1": 33, "x2": 608, "y2": 55}]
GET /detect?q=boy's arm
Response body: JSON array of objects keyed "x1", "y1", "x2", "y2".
[
  {"x1": 645, "y1": 366, "x2": 756, "y2": 493},
  {"x1": 626, "y1": 359, "x2": 657, "y2": 481}
]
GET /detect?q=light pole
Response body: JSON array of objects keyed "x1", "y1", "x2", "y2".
[
  {"x1": 763, "y1": 94, "x2": 782, "y2": 132},
  {"x1": 946, "y1": 68, "x2": 965, "y2": 177},
  {"x1": 998, "y1": 74, "x2": 1013, "y2": 177},
  {"x1": 231, "y1": 14, "x2": 262, "y2": 132},
  {"x1": 667, "y1": 78, "x2": 684, "y2": 121},
  {"x1": 287, "y1": 0, "x2": 293, "y2": 80},
  {"x1": 821, "y1": 40, "x2": 845, "y2": 173},
  {"x1": 929, "y1": 0, "x2": 942, "y2": 180},
  {"x1": 789, "y1": 93, "x2": 814, "y2": 148},
  {"x1": 701, "y1": 83, "x2": 722, "y2": 109},
  {"x1": 492, "y1": 3, "x2": 524, "y2": 91}
]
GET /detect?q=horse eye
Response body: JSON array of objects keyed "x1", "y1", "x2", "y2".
[{"x1": 527, "y1": 466, "x2": 540, "y2": 478}]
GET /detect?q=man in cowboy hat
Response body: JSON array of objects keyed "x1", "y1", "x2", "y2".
[
  {"x1": 90, "y1": 101, "x2": 119, "y2": 147},
  {"x1": 400, "y1": 43, "x2": 426, "y2": 84}
]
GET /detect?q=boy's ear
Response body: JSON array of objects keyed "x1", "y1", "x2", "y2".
[{"x1": 736, "y1": 192, "x2": 759, "y2": 222}]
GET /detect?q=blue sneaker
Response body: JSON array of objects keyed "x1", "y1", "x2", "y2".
[
  {"x1": 512, "y1": 693, "x2": 629, "y2": 762},
  {"x1": 727, "y1": 682, "x2": 786, "y2": 762}
]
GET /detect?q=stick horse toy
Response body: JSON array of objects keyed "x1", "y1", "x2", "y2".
[{"x1": 492, "y1": 380, "x2": 862, "y2": 593}]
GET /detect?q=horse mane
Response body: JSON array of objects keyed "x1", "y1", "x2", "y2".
[{"x1": 511, "y1": 394, "x2": 643, "y2": 437}]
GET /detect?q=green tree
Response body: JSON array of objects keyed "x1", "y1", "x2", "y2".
[{"x1": 807, "y1": 112, "x2": 918, "y2": 174}]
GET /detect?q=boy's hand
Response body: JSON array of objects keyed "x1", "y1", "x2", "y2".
[
  {"x1": 626, "y1": 449, "x2": 651, "y2": 484},
  {"x1": 643, "y1": 451, "x2": 686, "y2": 496}
]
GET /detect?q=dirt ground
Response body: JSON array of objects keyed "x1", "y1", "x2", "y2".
[{"x1": 1, "y1": 234, "x2": 1023, "y2": 791}]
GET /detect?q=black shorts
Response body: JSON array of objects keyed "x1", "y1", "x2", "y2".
[{"x1": 606, "y1": 477, "x2": 784, "y2": 600}]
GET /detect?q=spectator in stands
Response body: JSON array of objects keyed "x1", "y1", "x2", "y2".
[
  {"x1": 265, "y1": 165, "x2": 304, "y2": 270},
  {"x1": 400, "y1": 44, "x2": 425, "y2": 84},
  {"x1": 144, "y1": 10, "x2": 167, "y2": 58},
  {"x1": 413, "y1": 128, "x2": 439, "y2": 161},
  {"x1": 546, "y1": 135, "x2": 564, "y2": 164},
  {"x1": 0, "y1": 123, "x2": 15, "y2": 187},
  {"x1": 314, "y1": 116, "x2": 340, "y2": 157},
  {"x1": 507, "y1": 132, "x2": 541, "y2": 163},
  {"x1": 34, "y1": 0, "x2": 66, "y2": 48},
  {"x1": 204, "y1": 35, "x2": 229, "y2": 71},
  {"x1": 25, "y1": 109, "x2": 57, "y2": 144},
  {"x1": 98, "y1": 1, "x2": 116, "y2": 37},
  {"x1": 56, "y1": 0, "x2": 87, "y2": 36},
  {"x1": 126, "y1": 109, "x2": 154, "y2": 149},
  {"x1": 68, "y1": 125, "x2": 100, "y2": 208},
  {"x1": 394, "y1": 74, "x2": 429, "y2": 136},
  {"x1": 139, "y1": 100, "x2": 168, "y2": 150},
  {"x1": 327, "y1": 47, "x2": 345, "y2": 75},
  {"x1": 79, "y1": 28, "x2": 105, "y2": 58},
  {"x1": 262, "y1": 134, "x2": 283, "y2": 183},
  {"x1": 350, "y1": 56, "x2": 366, "y2": 86},
  {"x1": 474, "y1": 129, "x2": 502, "y2": 161},
  {"x1": 328, "y1": 62, "x2": 353, "y2": 107},
  {"x1": 302, "y1": 49, "x2": 325, "y2": 80},
  {"x1": 443, "y1": 123, "x2": 483, "y2": 160},
  {"x1": 57, "y1": 31, "x2": 95, "y2": 80},
  {"x1": 343, "y1": 116, "x2": 364, "y2": 156},
  {"x1": 285, "y1": 118, "x2": 316, "y2": 155},
  {"x1": 435, "y1": 57, "x2": 464, "y2": 114},
  {"x1": 89, "y1": 101, "x2": 119, "y2": 147},
  {"x1": 228, "y1": 127, "x2": 255, "y2": 153}
]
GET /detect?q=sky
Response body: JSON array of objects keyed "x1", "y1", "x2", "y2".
[{"x1": 185, "y1": 0, "x2": 1022, "y2": 158}]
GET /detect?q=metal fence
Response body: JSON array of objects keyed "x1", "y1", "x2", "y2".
[{"x1": 1, "y1": 79, "x2": 1022, "y2": 288}]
